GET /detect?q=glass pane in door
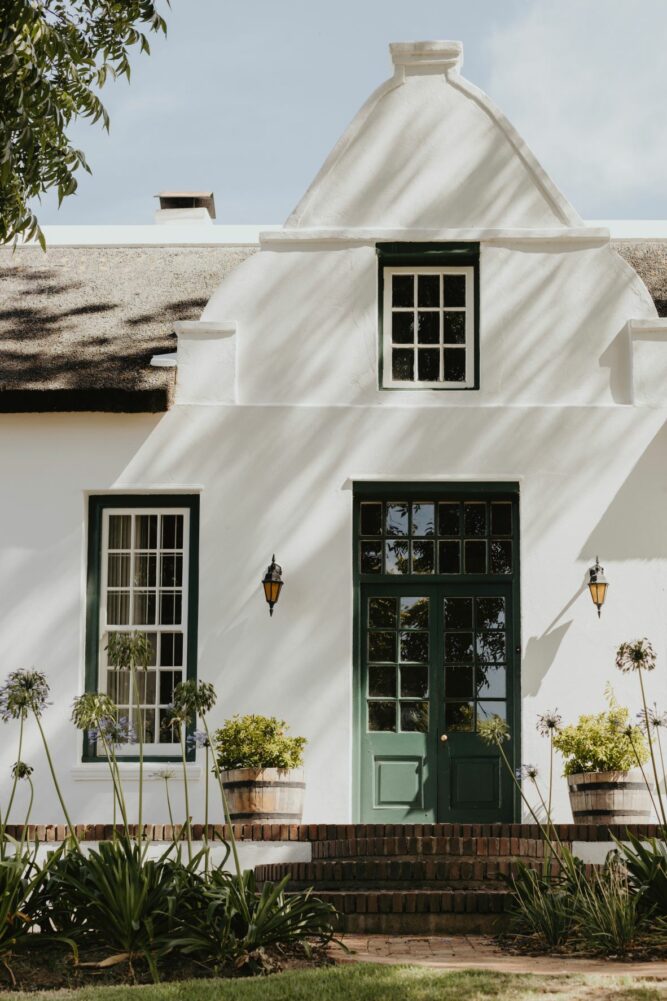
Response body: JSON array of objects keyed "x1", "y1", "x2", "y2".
[
  {"x1": 444, "y1": 594, "x2": 508, "y2": 728},
  {"x1": 366, "y1": 595, "x2": 431, "y2": 733}
]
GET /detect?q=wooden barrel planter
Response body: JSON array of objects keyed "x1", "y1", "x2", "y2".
[
  {"x1": 567, "y1": 769, "x2": 653, "y2": 824},
  {"x1": 221, "y1": 767, "x2": 305, "y2": 824}
]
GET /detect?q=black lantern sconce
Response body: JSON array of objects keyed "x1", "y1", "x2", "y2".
[
  {"x1": 588, "y1": 556, "x2": 609, "y2": 618},
  {"x1": 262, "y1": 555, "x2": 284, "y2": 617}
]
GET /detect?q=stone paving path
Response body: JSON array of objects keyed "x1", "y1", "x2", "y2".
[{"x1": 330, "y1": 934, "x2": 667, "y2": 976}]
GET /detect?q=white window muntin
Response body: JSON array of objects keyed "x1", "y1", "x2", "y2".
[
  {"x1": 382, "y1": 266, "x2": 475, "y2": 389},
  {"x1": 99, "y1": 507, "x2": 191, "y2": 756}
]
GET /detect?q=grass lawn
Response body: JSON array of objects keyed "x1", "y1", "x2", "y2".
[{"x1": 1, "y1": 965, "x2": 666, "y2": 1001}]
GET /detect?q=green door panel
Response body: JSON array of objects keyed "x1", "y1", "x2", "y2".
[
  {"x1": 437, "y1": 581, "x2": 515, "y2": 823},
  {"x1": 360, "y1": 585, "x2": 437, "y2": 823},
  {"x1": 358, "y1": 580, "x2": 516, "y2": 823}
]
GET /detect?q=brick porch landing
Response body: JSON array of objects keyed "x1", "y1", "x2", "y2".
[{"x1": 329, "y1": 935, "x2": 667, "y2": 975}]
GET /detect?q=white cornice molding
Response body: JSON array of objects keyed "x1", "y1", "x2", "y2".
[
  {"x1": 174, "y1": 320, "x2": 236, "y2": 338},
  {"x1": 627, "y1": 319, "x2": 667, "y2": 407},
  {"x1": 260, "y1": 228, "x2": 610, "y2": 248},
  {"x1": 627, "y1": 318, "x2": 667, "y2": 333},
  {"x1": 174, "y1": 321, "x2": 237, "y2": 405}
]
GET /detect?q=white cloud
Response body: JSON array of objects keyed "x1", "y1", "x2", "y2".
[{"x1": 483, "y1": 0, "x2": 667, "y2": 217}]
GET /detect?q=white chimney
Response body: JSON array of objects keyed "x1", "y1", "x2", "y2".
[{"x1": 154, "y1": 191, "x2": 216, "y2": 225}]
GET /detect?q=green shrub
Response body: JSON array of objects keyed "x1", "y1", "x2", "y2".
[
  {"x1": 572, "y1": 860, "x2": 656, "y2": 957},
  {"x1": 172, "y1": 868, "x2": 337, "y2": 972},
  {"x1": 616, "y1": 833, "x2": 667, "y2": 915},
  {"x1": 38, "y1": 837, "x2": 204, "y2": 981},
  {"x1": 213, "y1": 715, "x2": 306, "y2": 771},
  {"x1": 553, "y1": 700, "x2": 649, "y2": 776},
  {"x1": 508, "y1": 863, "x2": 576, "y2": 947}
]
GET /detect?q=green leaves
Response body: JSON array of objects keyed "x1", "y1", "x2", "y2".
[
  {"x1": 171, "y1": 868, "x2": 337, "y2": 969},
  {"x1": 0, "y1": 0, "x2": 168, "y2": 247},
  {"x1": 213, "y1": 715, "x2": 307, "y2": 771},
  {"x1": 552, "y1": 701, "x2": 650, "y2": 776},
  {"x1": 616, "y1": 832, "x2": 667, "y2": 914}
]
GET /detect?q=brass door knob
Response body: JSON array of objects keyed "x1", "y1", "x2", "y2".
[{"x1": 440, "y1": 733, "x2": 448, "y2": 743}]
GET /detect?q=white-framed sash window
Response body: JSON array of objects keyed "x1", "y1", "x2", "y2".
[
  {"x1": 382, "y1": 266, "x2": 475, "y2": 389},
  {"x1": 85, "y1": 496, "x2": 199, "y2": 760}
]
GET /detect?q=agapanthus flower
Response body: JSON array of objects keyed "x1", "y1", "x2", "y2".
[
  {"x1": 106, "y1": 632, "x2": 153, "y2": 671},
  {"x1": 161, "y1": 703, "x2": 187, "y2": 732},
  {"x1": 478, "y1": 714, "x2": 511, "y2": 746},
  {"x1": 11, "y1": 761, "x2": 33, "y2": 780},
  {"x1": 153, "y1": 768, "x2": 176, "y2": 781},
  {"x1": 173, "y1": 680, "x2": 217, "y2": 720},
  {"x1": 0, "y1": 670, "x2": 51, "y2": 721},
  {"x1": 517, "y1": 764, "x2": 539, "y2": 780},
  {"x1": 616, "y1": 639, "x2": 657, "y2": 673},
  {"x1": 88, "y1": 715, "x2": 137, "y2": 748},
  {"x1": 536, "y1": 711, "x2": 562, "y2": 737},
  {"x1": 186, "y1": 729, "x2": 210, "y2": 749},
  {"x1": 71, "y1": 692, "x2": 118, "y2": 730},
  {"x1": 637, "y1": 705, "x2": 667, "y2": 732}
]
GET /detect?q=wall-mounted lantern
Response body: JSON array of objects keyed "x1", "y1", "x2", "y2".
[
  {"x1": 262, "y1": 555, "x2": 284, "y2": 617},
  {"x1": 588, "y1": 556, "x2": 608, "y2": 618}
]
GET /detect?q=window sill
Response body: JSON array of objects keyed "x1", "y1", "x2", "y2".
[{"x1": 71, "y1": 764, "x2": 202, "y2": 782}]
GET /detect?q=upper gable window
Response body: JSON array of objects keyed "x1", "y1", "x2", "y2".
[{"x1": 378, "y1": 245, "x2": 479, "y2": 391}]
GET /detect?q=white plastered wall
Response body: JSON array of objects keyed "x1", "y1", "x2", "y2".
[
  {"x1": 0, "y1": 41, "x2": 665, "y2": 825},
  {"x1": 0, "y1": 404, "x2": 665, "y2": 824}
]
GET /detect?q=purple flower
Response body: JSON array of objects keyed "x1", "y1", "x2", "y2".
[
  {"x1": 0, "y1": 670, "x2": 51, "y2": 721},
  {"x1": 536, "y1": 710, "x2": 562, "y2": 736},
  {"x1": 616, "y1": 639, "x2": 657, "y2": 673},
  {"x1": 186, "y1": 729, "x2": 210, "y2": 749},
  {"x1": 89, "y1": 715, "x2": 137, "y2": 747},
  {"x1": 637, "y1": 706, "x2": 667, "y2": 732}
]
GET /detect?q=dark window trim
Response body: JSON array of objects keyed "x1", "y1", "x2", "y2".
[
  {"x1": 83, "y1": 494, "x2": 200, "y2": 763},
  {"x1": 377, "y1": 242, "x2": 480, "y2": 392}
]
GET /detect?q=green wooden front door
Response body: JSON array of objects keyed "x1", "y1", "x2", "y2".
[{"x1": 355, "y1": 485, "x2": 520, "y2": 823}]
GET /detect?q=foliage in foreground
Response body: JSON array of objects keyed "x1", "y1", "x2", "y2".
[
  {"x1": 2, "y1": 965, "x2": 667, "y2": 1001},
  {"x1": 0, "y1": 0, "x2": 168, "y2": 247},
  {"x1": 481, "y1": 638, "x2": 667, "y2": 957},
  {"x1": 0, "y1": 653, "x2": 335, "y2": 985},
  {"x1": 20, "y1": 836, "x2": 337, "y2": 983}
]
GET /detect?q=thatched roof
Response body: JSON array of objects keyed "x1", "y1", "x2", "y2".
[
  {"x1": 0, "y1": 239, "x2": 663, "y2": 412},
  {"x1": 614, "y1": 241, "x2": 667, "y2": 317},
  {"x1": 0, "y1": 244, "x2": 255, "y2": 412}
]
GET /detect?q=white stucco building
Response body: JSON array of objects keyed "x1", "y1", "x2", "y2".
[{"x1": 1, "y1": 40, "x2": 666, "y2": 827}]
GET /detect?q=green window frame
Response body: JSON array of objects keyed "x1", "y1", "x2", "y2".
[
  {"x1": 378, "y1": 243, "x2": 480, "y2": 391},
  {"x1": 83, "y1": 494, "x2": 200, "y2": 763}
]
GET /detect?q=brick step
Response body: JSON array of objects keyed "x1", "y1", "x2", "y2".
[
  {"x1": 311, "y1": 888, "x2": 512, "y2": 934},
  {"x1": 256, "y1": 857, "x2": 547, "y2": 888},
  {"x1": 302, "y1": 823, "x2": 657, "y2": 841},
  {"x1": 311, "y1": 835, "x2": 550, "y2": 859}
]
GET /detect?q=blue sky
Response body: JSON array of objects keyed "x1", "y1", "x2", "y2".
[{"x1": 36, "y1": 0, "x2": 667, "y2": 224}]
